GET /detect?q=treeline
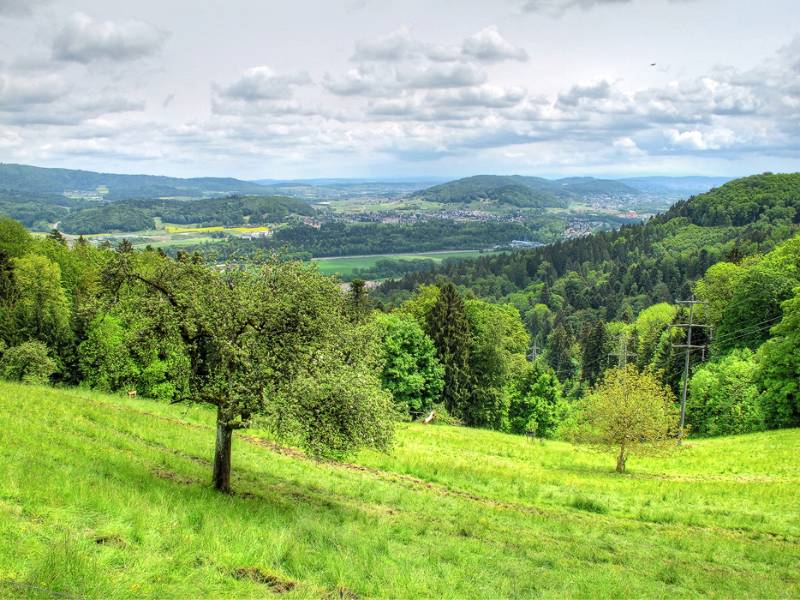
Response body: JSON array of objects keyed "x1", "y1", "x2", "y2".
[
  {"x1": 0, "y1": 162, "x2": 266, "y2": 200},
  {"x1": 180, "y1": 218, "x2": 563, "y2": 261},
  {"x1": 271, "y1": 220, "x2": 557, "y2": 256},
  {"x1": 57, "y1": 195, "x2": 313, "y2": 234}
]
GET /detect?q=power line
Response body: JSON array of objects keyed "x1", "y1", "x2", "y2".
[
  {"x1": 672, "y1": 298, "x2": 705, "y2": 440},
  {"x1": 608, "y1": 333, "x2": 636, "y2": 367}
]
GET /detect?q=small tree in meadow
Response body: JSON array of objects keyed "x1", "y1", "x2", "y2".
[{"x1": 572, "y1": 365, "x2": 679, "y2": 473}]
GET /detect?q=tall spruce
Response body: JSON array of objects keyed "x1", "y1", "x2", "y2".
[
  {"x1": 582, "y1": 320, "x2": 607, "y2": 386},
  {"x1": 547, "y1": 323, "x2": 576, "y2": 382},
  {"x1": 348, "y1": 279, "x2": 370, "y2": 322},
  {"x1": 426, "y1": 282, "x2": 471, "y2": 417}
]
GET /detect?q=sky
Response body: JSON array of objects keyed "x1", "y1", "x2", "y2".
[{"x1": 0, "y1": 0, "x2": 798, "y2": 180}]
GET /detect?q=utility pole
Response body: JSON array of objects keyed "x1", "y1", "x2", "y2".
[
  {"x1": 608, "y1": 334, "x2": 636, "y2": 367},
  {"x1": 672, "y1": 298, "x2": 710, "y2": 440},
  {"x1": 527, "y1": 341, "x2": 539, "y2": 361}
]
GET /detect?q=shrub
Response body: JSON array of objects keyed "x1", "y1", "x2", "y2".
[{"x1": 0, "y1": 340, "x2": 57, "y2": 384}]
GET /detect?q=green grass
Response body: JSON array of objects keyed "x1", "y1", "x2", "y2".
[
  {"x1": 1, "y1": 382, "x2": 798, "y2": 598},
  {"x1": 313, "y1": 250, "x2": 493, "y2": 277}
]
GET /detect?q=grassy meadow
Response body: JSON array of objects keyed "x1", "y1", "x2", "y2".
[
  {"x1": 0, "y1": 382, "x2": 798, "y2": 598},
  {"x1": 313, "y1": 250, "x2": 491, "y2": 278}
]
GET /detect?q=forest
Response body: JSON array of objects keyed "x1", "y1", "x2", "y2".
[{"x1": 176, "y1": 217, "x2": 563, "y2": 260}]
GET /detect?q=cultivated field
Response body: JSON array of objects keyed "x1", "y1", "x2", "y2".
[
  {"x1": 1, "y1": 383, "x2": 798, "y2": 598},
  {"x1": 313, "y1": 250, "x2": 492, "y2": 278}
]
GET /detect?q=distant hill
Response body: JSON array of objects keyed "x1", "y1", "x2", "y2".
[
  {"x1": 0, "y1": 163, "x2": 267, "y2": 200},
  {"x1": 413, "y1": 175, "x2": 640, "y2": 207}
]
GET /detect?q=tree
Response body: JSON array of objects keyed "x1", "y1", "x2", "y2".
[
  {"x1": 546, "y1": 323, "x2": 576, "y2": 382},
  {"x1": 376, "y1": 312, "x2": 443, "y2": 418},
  {"x1": 464, "y1": 300, "x2": 529, "y2": 429},
  {"x1": 104, "y1": 252, "x2": 395, "y2": 492},
  {"x1": 581, "y1": 320, "x2": 607, "y2": 386},
  {"x1": 48, "y1": 228, "x2": 67, "y2": 246},
  {"x1": 78, "y1": 314, "x2": 140, "y2": 392},
  {"x1": 425, "y1": 282, "x2": 471, "y2": 418},
  {"x1": 0, "y1": 340, "x2": 57, "y2": 384},
  {"x1": 687, "y1": 349, "x2": 764, "y2": 436},
  {"x1": 0, "y1": 217, "x2": 32, "y2": 258},
  {"x1": 714, "y1": 264, "x2": 795, "y2": 353},
  {"x1": 11, "y1": 254, "x2": 72, "y2": 349},
  {"x1": 633, "y1": 303, "x2": 677, "y2": 368},
  {"x1": 572, "y1": 366, "x2": 679, "y2": 473},
  {"x1": 348, "y1": 279, "x2": 371, "y2": 322},
  {"x1": 755, "y1": 292, "x2": 800, "y2": 429},
  {"x1": 507, "y1": 360, "x2": 564, "y2": 437}
]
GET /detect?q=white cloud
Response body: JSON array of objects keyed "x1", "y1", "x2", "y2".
[
  {"x1": 0, "y1": 73, "x2": 67, "y2": 108},
  {"x1": 216, "y1": 66, "x2": 311, "y2": 101},
  {"x1": 462, "y1": 26, "x2": 528, "y2": 62},
  {"x1": 664, "y1": 127, "x2": 737, "y2": 151},
  {"x1": 53, "y1": 12, "x2": 168, "y2": 63},
  {"x1": 396, "y1": 62, "x2": 487, "y2": 89}
]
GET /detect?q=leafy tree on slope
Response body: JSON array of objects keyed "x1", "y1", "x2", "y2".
[
  {"x1": 572, "y1": 366, "x2": 679, "y2": 473},
  {"x1": 103, "y1": 251, "x2": 395, "y2": 492}
]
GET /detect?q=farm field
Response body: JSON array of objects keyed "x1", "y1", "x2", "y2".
[
  {"x1": 1, "y1": 382, "x2": 798, "y2": 599},
  {"x1": 312, "y1": 250, "x2": 495, "y2": 277}
]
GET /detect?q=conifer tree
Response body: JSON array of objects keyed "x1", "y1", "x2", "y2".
[
  {"x1": 547, "y1": 323, "x2": 576, "y2": 382},
  {"x1": 349, "y1": 279, "x2": 370, "y2": 322},
  {"x1": 426, "y1": 282, "x2": 471, "y2": 417},
  {"x1": 581, "y1": 320, "x2": 607, "y2": 386}
]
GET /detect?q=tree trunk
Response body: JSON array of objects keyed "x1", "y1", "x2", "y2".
[
  {"x1": 212, "y1": 414, "x2": 233, "y2": 493},
  {"x1": 616, "y1": 444, "x2": 627, "y2": 473}
]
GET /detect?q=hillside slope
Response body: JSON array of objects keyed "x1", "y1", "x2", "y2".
[
  {"x1": 413, "y1": 175, "x2": 640, "y2": 207},
  {"x1": 0, "y1": 163, "x2": 267, "y2": 200},
  {"x1": 1, "y1": 383, "x2": 798, "y2": 598},
  {"x1": 380, "y1": 173, "x2": 800, "y2": 307}
]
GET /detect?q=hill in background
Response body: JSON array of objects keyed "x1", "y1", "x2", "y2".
[
  {"x1": 412, "y1": 174, "x2": 735, "y2": 207},
  {"x1": 0, "y1": 163, "x2": 267, "y2": 201}
]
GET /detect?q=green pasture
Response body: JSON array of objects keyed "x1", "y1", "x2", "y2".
[{"x1": 1, "y1": 382, "x2": 798, "y2": 598}]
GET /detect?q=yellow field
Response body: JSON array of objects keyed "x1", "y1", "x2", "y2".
[{"x1": 163, "y1": 225, "x2": 271, "y2": 234}]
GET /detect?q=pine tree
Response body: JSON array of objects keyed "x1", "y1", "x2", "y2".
[
  {"x1": 426, "y1": 282, "x2": 471, "y2": 417},
  {"x1": 48, "y1": 229, "x2": 67, "y2": 246},
  {"x1": 547, "y1": 323, "x2": 576, "y2": 382},
  {"x1": 349, "y1": 279, "x2": 370, "y2": 322},
  {"x1": 581, "y1": 320, "x2": 607, "y2": 386}
]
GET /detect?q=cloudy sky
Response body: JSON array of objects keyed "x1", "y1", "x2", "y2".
[{"x1": 1, "y1": 0, "x2": 798, "y2": 179}]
